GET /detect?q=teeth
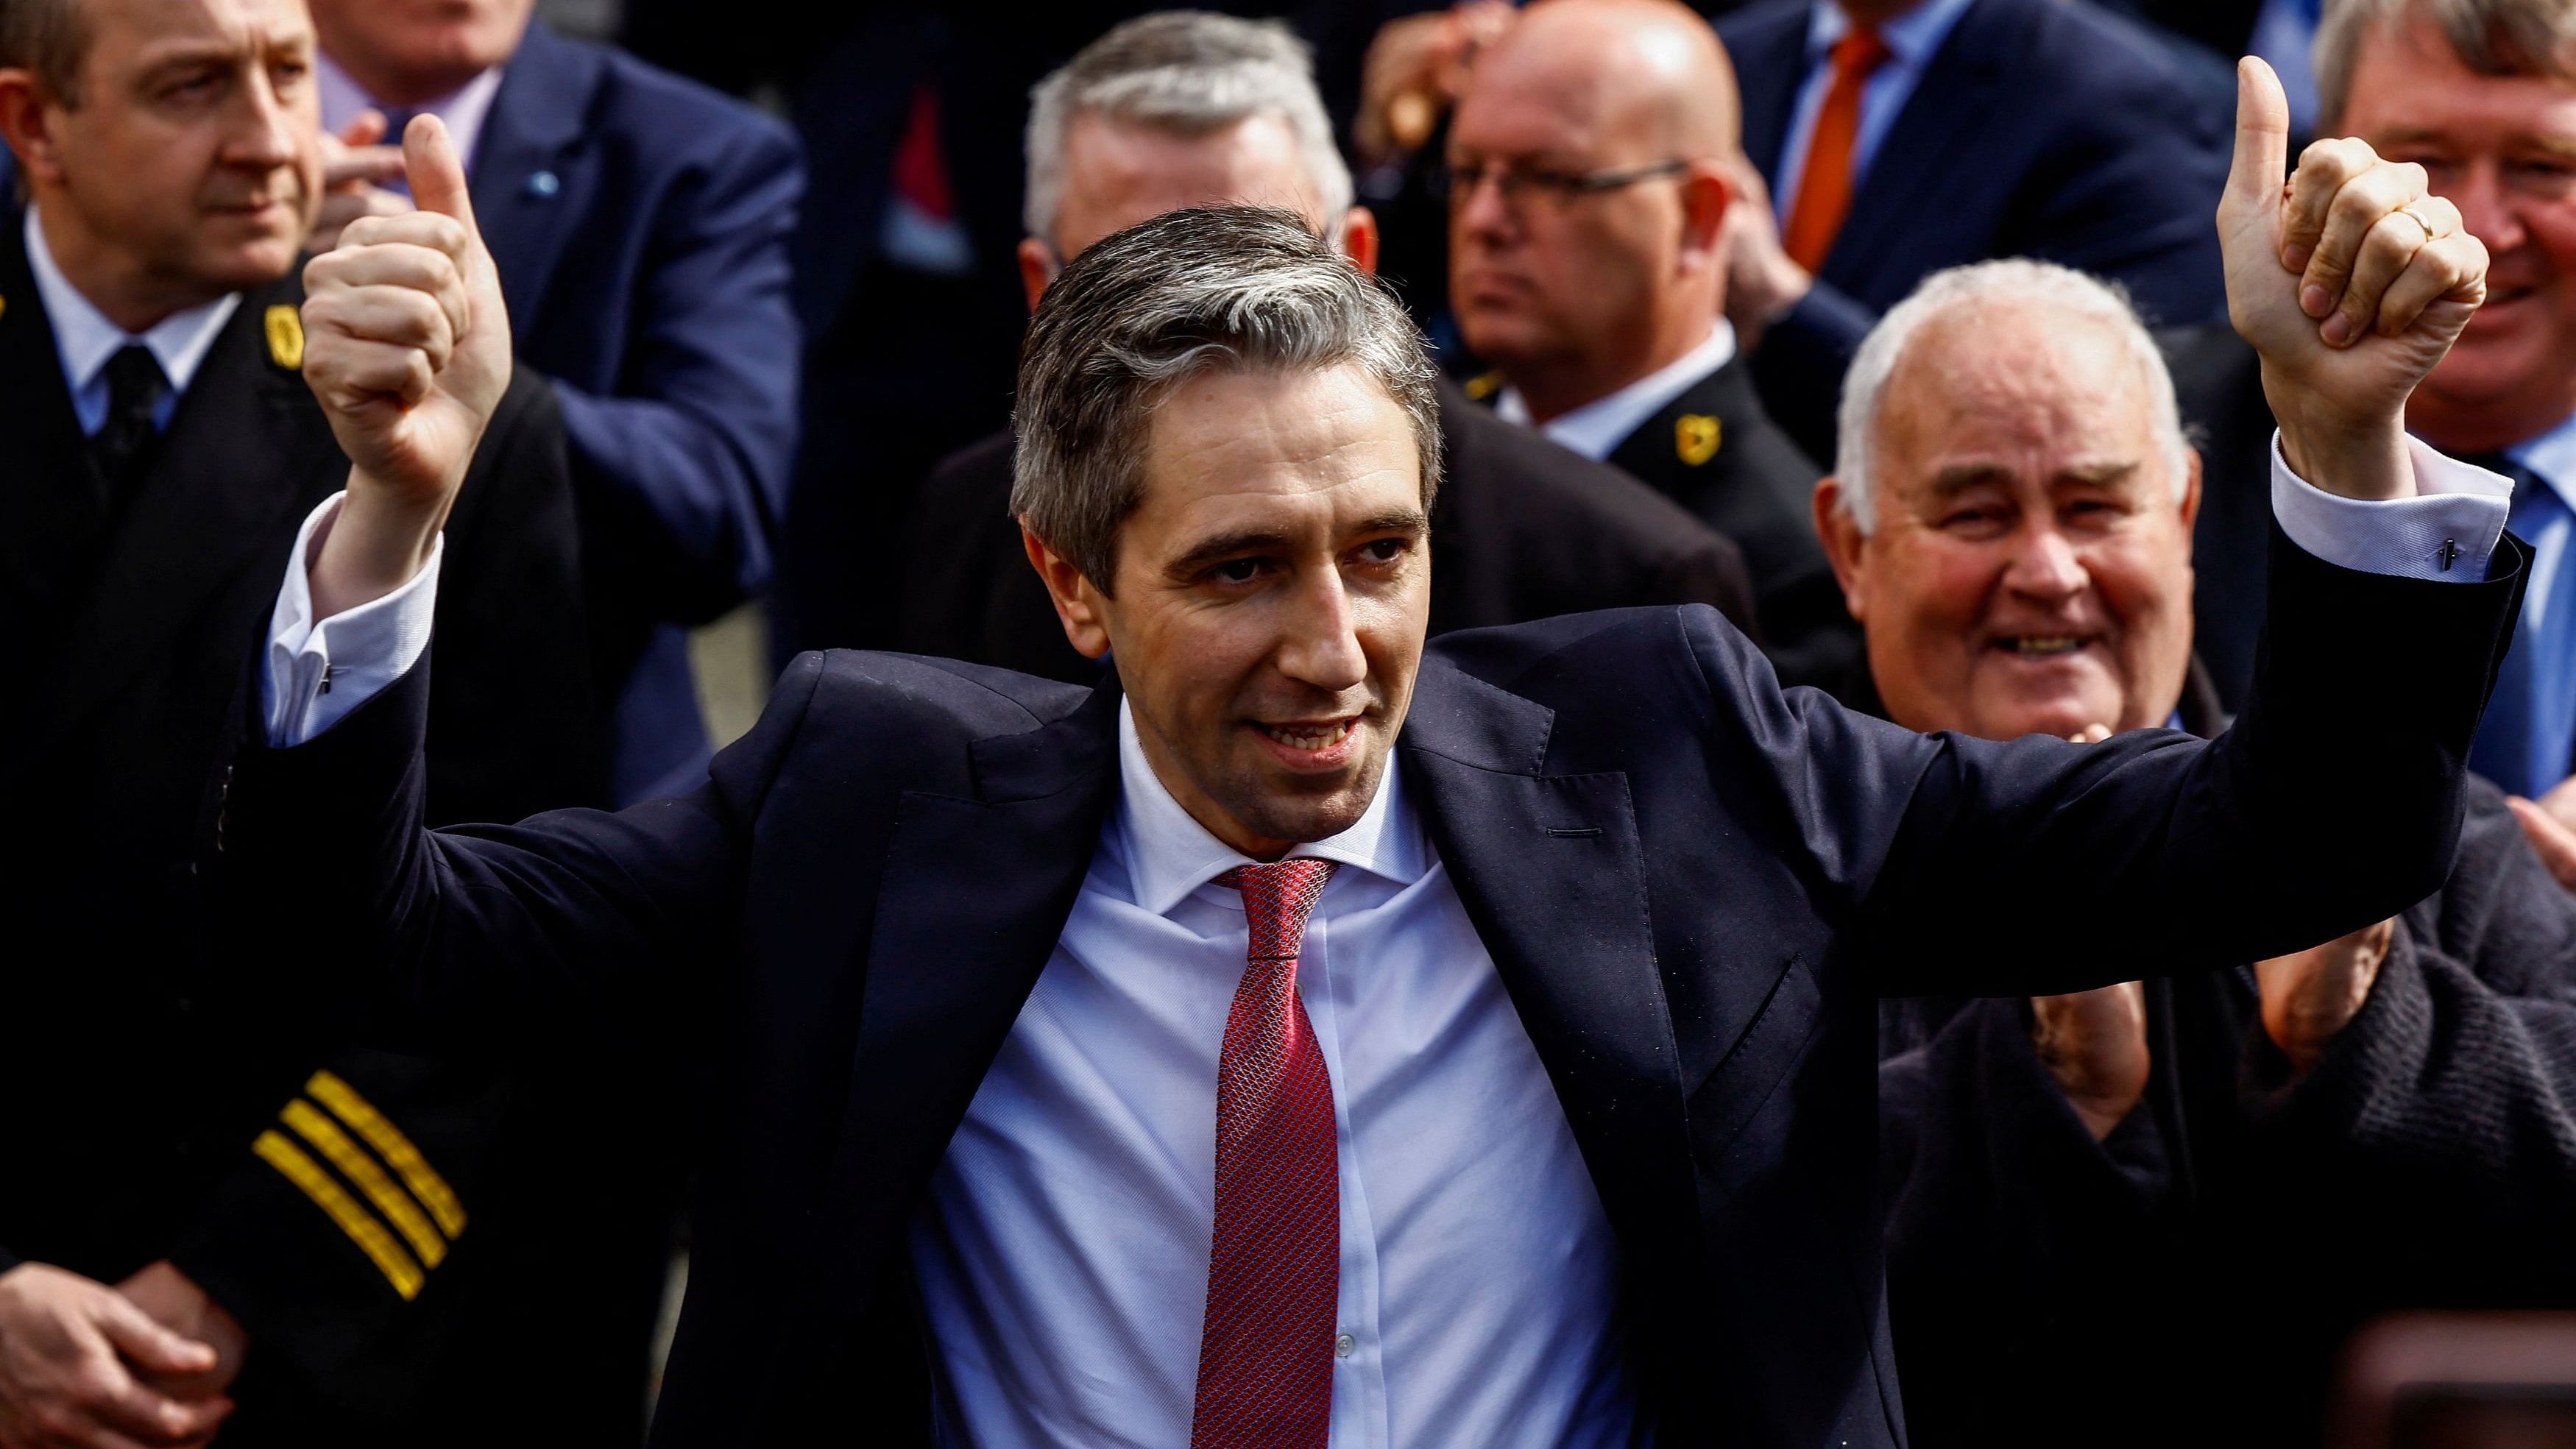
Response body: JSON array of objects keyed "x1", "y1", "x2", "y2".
[
  {"x1": 1259, "y1": 719, "x2": 1354, "y2": 751},
  {"x1": 2008, "y1": 636, "x2": 2083, "y2": 656}
]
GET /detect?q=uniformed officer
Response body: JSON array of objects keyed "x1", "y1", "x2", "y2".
[
  {"x1": 1446, "y1": 0, "x2": 1858, "y2": 689},
  {"x1": 0, "y1": 0, "x2": 626, "y2": 1443}
]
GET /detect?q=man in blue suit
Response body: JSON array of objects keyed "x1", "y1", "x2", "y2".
[
  {"x1": 306, "y1": 0, "x2": 804, "y2": 804},
  {"x1": 224, "y1": 68, "x2": 2510, "y2": 1448},
  {"x1": 1717, "y1": 0, "x2": 2233, "y2": 462}
]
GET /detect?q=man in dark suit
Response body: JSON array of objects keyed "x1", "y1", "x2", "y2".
[
  {"x1": 1443, "y1": 0, "x2": 1855, "y2": 687},
  {"x1": 894, "y1": 11, "x2": 1757, "y2": 685},
  {"x1": 235, "y1": 62, "x2": 2510, "y2": 1445},
  {"x1": 1716, "y1": 0, "x2": 2233, "y2": 464},
  {"x1": 305, "y1": 0, "x2": 804, "y2": 804},
  {"x1": 0, "y1": 4, "x2": 625, "y2": 1445},
  {"x1": 1807, "y1": 254, "x2": 2576, "y2": 1448}
]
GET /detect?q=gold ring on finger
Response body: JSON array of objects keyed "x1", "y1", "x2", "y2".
[{"x1": 2393, "y1": 202, "x2": 2440, "y2": 241}]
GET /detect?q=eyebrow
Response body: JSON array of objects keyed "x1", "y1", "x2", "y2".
[
  {"x1": 1923, "y1": 459, "x2": 2140, "y2": 498},
  {"x1": 1159, "y1": 508, "x2": 1429, "y2": 580}
]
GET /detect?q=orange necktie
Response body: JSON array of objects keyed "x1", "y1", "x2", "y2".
[{"x1": 1781, "y1": 26, "x2": 1893, "y2": 273}]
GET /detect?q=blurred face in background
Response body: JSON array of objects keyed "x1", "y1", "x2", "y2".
[
  {"x1": 305, "y1": 0, "x2": 533, "y2": 105},
  {"x1": 1816, "y1": 301, "x2": 2201, "y2": 743},
  {"x1": 2340, "y1": 13, "x2": 2576, "y2": 450},
  {"x1": 1021, "y1": 109, "x2": 1376, "y2": 308},
  {"x1": 0, "y1": 0, "x2": 322, "y2": 327}
]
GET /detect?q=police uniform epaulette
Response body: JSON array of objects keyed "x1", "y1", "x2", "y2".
[
  {"x1": 251, "y1": 1069, "x2": 467, "y2": 1300},
  {"x1": 1462, "y1": 370, "x2": 1504, "y2": 403}
]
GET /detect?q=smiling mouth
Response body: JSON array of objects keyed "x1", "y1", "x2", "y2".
[
  {"x1": 1994, "y1": 634, "x2": 2092, "y2": 658},
  {"x1": 1253, "y1": 717, "x2": 1359, "y2": 751}
]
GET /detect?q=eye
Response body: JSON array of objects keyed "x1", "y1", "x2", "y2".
[
  {"x1": 1205, "y1": 558, "x2": 1265, "y2": 586},
  {"x1": 1351, "y1": 537, "x2": 1409, "y2": 565}
]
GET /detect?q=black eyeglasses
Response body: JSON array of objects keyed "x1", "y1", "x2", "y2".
[{"x1": 1430, "y1": 158, "x2": 1692, "y2": 208}]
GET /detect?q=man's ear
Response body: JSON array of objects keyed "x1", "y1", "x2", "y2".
[
  {"x1": 1016, "y1": 236, "x2": 1057, "y2": 314},
  {"x1": 1675, "y1": 160, "x2": 1734, "y2": 277},
  {"x1": 1021, "y1": 522, "x2": 1114, "y2": 659},
  {"x1": 2178, "y1": 445, "x2": 2204, "y2": 534},
  {"x1": 1812, "y1": 475, "x2": 1869, "y2": 625},
  {"x1": 1337, "y1": 205, "x2": 1381, "y2": 276},
  {"x1": 0, "y1": 71, "x2": 63, "y2": 185}
]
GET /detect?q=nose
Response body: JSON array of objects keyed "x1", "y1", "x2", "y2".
[
  {"x1": 224, "y1": 68, "x2": 302, "y2": 170},
  {"x1": 2445, "y1": 160, "x2": 2527, "y2": 257},
  {"x1": 1453, "y1": 166, "x2": 1515, "y2": 243},
  {"x1": 1273, "y1": 568, "x2": 1370, "y2": 695},
  {"x1": 2003, "y1": 520, "x2": 2087, "y2": 603}
]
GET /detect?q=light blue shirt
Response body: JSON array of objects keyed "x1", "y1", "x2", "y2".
[
  {"x1": 1771, "y1": 0, "x2": 1980, "y2": 232},
  {"x1": 22, "y1": 206, "x2": 237, "y2": 436}
]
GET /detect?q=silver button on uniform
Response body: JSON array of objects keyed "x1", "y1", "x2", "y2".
[{"x1": 1334, "y1": 1333, "x2": 1354, "y2": 1358}]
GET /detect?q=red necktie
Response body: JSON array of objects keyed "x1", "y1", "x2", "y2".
[
  {"x1": 1781, "y1": 25, "x2": 1892, "y2": 273},
  {"x1": 1191, "y1": 859, "x2": 1340, "y2": 1449}
]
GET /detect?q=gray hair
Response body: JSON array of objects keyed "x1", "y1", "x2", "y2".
[
  {"x1": 1023, "y1": 11, "x2": 1355, "y2": 246},
  {"x1": 2316, "y1": 0, "x2": 2576, "y2": 130},
  {"x1": 1833, "y1": 259, "x2": 2191, "y2": 534},
  {"x1": 0, "y1": 0, "x2": 89, "y2": 106},
  {"x1": 1010, "y1": 205, "x2": 1442, "y2": 593}
]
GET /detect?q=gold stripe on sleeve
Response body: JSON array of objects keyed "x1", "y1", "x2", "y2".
[
  {"x1": 251, "y1": 1130, "x2": 425, "y2": 1300},
  {"x1": 282, "y1": 1099, "x2": 447, "y2": 1268},
  {"x1": 305, "y1": 1071, "x2": 467, "y2": 1238}
]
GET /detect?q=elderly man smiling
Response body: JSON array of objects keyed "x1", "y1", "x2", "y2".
[{"x1": 1814, "y1": 259, "x2": 2576, "y2": 1449}]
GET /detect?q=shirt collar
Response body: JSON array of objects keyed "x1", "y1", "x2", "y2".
[
  {"x1": 316, "y1": 49, "x2": 506, "y2": 173},
  {"x1": 1496, "y1": 320, "x2": 1738, "y2": 462},
  {"x1": 23, "y1": 205, "x2": 240, "y2": 403},
  {"x1": 2499, "y1": 410, "x2": 2576, "y2": 514},
  {"x1": 1808, "y1": 0, "x2": 1980, "y2": 68},
  {"x1": 1113, "y1": 697, "x2": 1429, "y2": 918}
]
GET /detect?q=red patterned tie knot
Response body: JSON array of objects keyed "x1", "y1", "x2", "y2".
[{"x1": 1217, "y1": 859, "x2": 1338, "y2": 963}]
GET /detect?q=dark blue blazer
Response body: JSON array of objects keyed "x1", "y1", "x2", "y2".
[
  {"x1": 1719, "y1": 0, "x2": 2232, "y2": 461},
  {"x1": 222, "y1": 532, "x2": 2522, "y2": 1448},
  {"x1": 470, "y1": 22, "x2": 804, "y2": 803}
]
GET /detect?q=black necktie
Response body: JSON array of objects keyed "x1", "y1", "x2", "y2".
[{"x1": 88, "y1": 344, "x2": 170, "y2": 510}]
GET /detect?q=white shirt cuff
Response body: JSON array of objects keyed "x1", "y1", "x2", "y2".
[
  {"x1": 2268, "y1": 431, "x2": 2512, "y2": 581},
  {"x1": 260, "y1": 494, "x2": 442, "y2": 746}
]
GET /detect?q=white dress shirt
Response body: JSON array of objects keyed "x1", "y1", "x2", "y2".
[
  {"x1": 255, "y1": 436, "x2": 2513, "y2": 1447},
  {"x1": 316, "y1": 50, "x2": 506, "y2": 182},
  {"x1": 1495, "y1": 322, "x2": 1738, "y2": 462},
  {"x1": 1769, "y1": 0, "x2": 1979, "y2": 230},
  {"x1": 23, "y1": 207, "x2": 238, "y2": 435}
]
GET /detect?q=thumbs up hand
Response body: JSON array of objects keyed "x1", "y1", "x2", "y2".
[
  {"x1": 2218, "y1": 57, "x2": 2487, "y2": 500},
  {"x1": 299, "y1": 114, "x2": 511, "y2": 617}
]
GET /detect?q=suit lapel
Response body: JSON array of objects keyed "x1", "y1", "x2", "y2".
[
  {"x1": 11, "y1": 277, "x2": 331, "y2": 775},
  {"x1": 815, "y1": 681, "x2": 1125, "y2": 1305},
  {"x1": 1825, "y1": 0, "x2": 2015, "y2": 286},
  {"x1": 0, "y1": 220, "x2": 93, "y2": 640},
  {"x1": 1733, "y1": 10, "x2": 1814, "y2": 189},
  {"x1": 473, "y1": 22, "x2": 598, "y2": 335},
  {"x1": 1397, "y1": 660, "x2": 1703, "y2": 1284}
]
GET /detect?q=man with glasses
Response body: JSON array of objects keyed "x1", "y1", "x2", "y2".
[{"x1": 1447, "y1": 0, "x2": 1858, "y2": 687}]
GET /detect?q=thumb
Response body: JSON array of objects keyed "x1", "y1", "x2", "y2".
[
  {"x1": 2225, "y1": 55, "x2": 2290, "y2": 218},
  {"x1": 93, "y1": 1294, "x2": 216, "y2": 1379},
  {"x1": 403, "y1": 112, "x2": 478, "y2": 231}
]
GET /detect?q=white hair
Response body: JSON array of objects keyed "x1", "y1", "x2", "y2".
[
  {"x1": 1022, "y1": 11, "x2": 1356, "y2": 247},
  {"x1": 1833, "y1": 259, "x2": 2193, "y2": 534}
]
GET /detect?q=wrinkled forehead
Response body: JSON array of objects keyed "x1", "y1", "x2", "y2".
[
  {"x1": 1127, "y1": 363, "x2": 1425, "y2": 550},
  {"x1": 85, "y1": 0, "x2": 312, "y2": 74},
  {"x1": 1876, "y1": 302, "x2": 2167, "y2": 483},
  {"x1": 1061, "y1": 110, "x2": 1323, "y2": 247}
]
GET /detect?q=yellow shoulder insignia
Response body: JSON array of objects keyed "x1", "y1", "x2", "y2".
[
  {"x1": 264, "y1": 304, "x2": 304, "y2": 370},
  {"x1": 1462, "y1": 370, "x2": 1504, "y2": 403},
  {"x1": 1675, "y1": 413, "x2": 1722, "y2": 467}
]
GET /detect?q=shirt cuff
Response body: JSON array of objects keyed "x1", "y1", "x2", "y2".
[
  {"x1": 260, "y1": 494, "x2": 442, "y2": 746},
  {"x1": 2268, "y1": 431, "x2": 2512, "y2": 581}
]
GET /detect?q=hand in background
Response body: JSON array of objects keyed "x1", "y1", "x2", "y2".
[
  {"x1": 2256, "y1": 917, "x2": 2397, "y2": 1074},
  {"x1": 2505, "y1": 776, "x2": 2576, "y2": 890},
  {"x1": 2218, "y1": 57, "x2": 2487, "y2": 498},
  {"x1": 300, "y1": 113, "x2": 512, "y2": 619},
  {"x1": 1716, "y1": 160, "x2": 1811, "y2": 350},
  {"x1": 1353, "y1": 1, "x2": 1514, "y2": 165},
  {"x1": 308, "y1": 110, "x2": 410, "y2": 255},
  {"x1": 0, "y1": 1263, "x2": 230, "y2": 1449},
  {"x1": 113, "y1": 1266, "x2": 243, "y2": 1418},
  {"x1": 2030, "y1": 982, "x2": 2152, "y2": 1140}
]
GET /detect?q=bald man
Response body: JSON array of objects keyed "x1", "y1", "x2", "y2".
[{"x1": 1448, "y1": 0, "x2": 1857, "y2": 687}]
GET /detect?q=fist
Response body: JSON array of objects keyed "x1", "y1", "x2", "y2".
[
  {"x1": 2030, "y1": 981, "x2": 2151, "y2": 1141},
  {"x1": 2218, "y1": 57, "x2": 2487, "y2": 495},
  {"x1": 2255, "y1": 917, "x2": 2396, "y2": 1074}
]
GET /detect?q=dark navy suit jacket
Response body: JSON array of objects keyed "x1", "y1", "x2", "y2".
[
  {"x1": 470, "y1": 22, "x2": 804, "y2": 803},
  {"x1": 222, "y1": 532, "x2": 2522, "y2": 1448},
  {"x1": 1719, "y1": 0, "x2": 2232, "y2": 461}
]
